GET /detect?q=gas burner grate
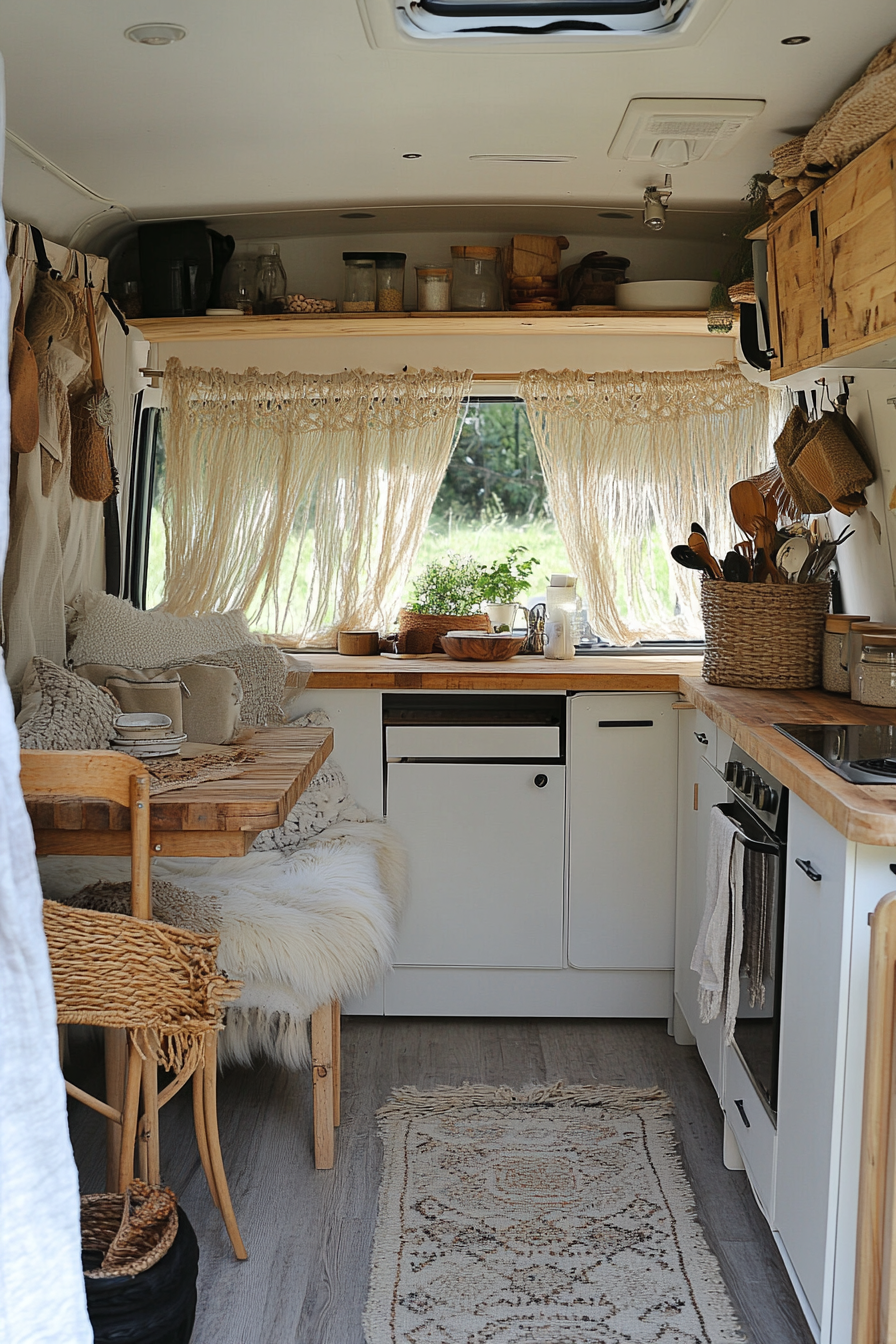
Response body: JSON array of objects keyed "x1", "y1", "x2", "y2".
[{"x1": 854, "y1": 758, "x2": 896, "y2": 778}]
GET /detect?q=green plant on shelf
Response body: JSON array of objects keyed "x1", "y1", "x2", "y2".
[
  {"x1": 477, "y1": 546, "x2": 541, "y2": 605},
  {"x1": 406, "y1": 553, "x2": 485, "y2": 615}
]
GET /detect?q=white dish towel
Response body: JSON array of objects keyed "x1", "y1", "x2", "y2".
[{"x1": 691, "y1": 806, "x2": 745, "y2": 1046}]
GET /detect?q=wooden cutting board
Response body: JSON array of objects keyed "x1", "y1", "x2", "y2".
[{"x1": 507, "y1": 234, "x2": 569, "y2": 278}]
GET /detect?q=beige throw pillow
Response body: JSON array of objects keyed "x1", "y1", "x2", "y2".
[
  {"x1": 105, "y1": 677, "x2": 185, "y2": 736},
  {"x1": 67, "y1": 590, "x2": 254, "y2": 668},
  {"x1": 17, "y1": 657, "x2": 118, "y2": 751},
  {"x1": 75, "y1": 662, "x2": 243, "y2": 744},
  {"x1": 165, "y1": 644, "x2": 286, "y2": 726}
]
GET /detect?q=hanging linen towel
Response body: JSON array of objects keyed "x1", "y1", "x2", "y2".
[
  {"x1": 740, "y1": 846, "x2": 776, "y2": 1008},
  {"x1": 691, "y1": 807, "x2": 744, "y2": 1045}
]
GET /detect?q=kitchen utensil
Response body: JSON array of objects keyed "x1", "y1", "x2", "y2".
[
  {"x1": 722, "y1": 550, "x2": 751, "y2": 582},
  {"x1": 729, "y1": 480, "x2": 766, "y2": 538},
  {"x1": 688, "y1": 532, "x2": 724, "y2": 580},
  {"x1": 690, "y1": 522, "x2": 709, "y2": 542},
  {"x1": 799, "y1": 541, "x2": 836, "y2": 583},
  {"x1": 440, "y1": 632, "x2": 526, "y2": 661},
  {"x1": 753, "y1": 518, "x2": 784, "y2": 582},
  {"x1": 113, "y1": 712, "x2": 174, "y2": 739},
  {"x1": 763, "y1": 491, "x2": 779, "y2": 525},
  {"x1": 776, "y1": 535, "x2": 811, "y2": 581},
  {"x1": 671, "y1": 545, "x2": 715, "y2": 579}
]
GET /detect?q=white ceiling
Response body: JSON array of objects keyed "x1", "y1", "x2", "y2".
[{"x1": 1, "y1": 0, "x2": 894, "y2": 234}]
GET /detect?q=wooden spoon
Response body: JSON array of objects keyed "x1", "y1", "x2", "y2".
[
  {"x1": 688, "y1": 531, "x2": 724, "y2": 580},
  {"x1": 753, "y1": 517, "x2": 785, "y2": 583},
  {"x1": 671, "y1": 545, "x2": 716, "y2": 579},
  {"x1": 729, "y1": 480, "x2": 765, "y2": 538},
  {"x1": 762, "y1": 491, "x2": 779, "y2": 526}
]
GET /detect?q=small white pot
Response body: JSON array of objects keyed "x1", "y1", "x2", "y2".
[{"x1": 482, "y1": 602, "x2": 527, "y2": 633}]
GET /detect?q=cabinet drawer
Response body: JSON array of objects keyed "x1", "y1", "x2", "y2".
[
  {"x1": 724, "y1": 1044, "x2": 776, "y2": 1220},
  {"x1": 386, "y1": 724, "x2": 560, "y2": 759}
]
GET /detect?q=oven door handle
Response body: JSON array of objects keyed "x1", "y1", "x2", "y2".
[{"x1": 714, "y1": 802, "x2": 780, "y2": 855}]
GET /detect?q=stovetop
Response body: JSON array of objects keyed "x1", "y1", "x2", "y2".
[{"x1": 774, "y1": 723, "x2": 896, "y2": 784}]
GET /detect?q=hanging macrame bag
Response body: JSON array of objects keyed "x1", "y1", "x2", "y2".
[
  {"x1": 9, "y1": 295, "x2": 40, "y2": 454},
  {"x1": 70, "y1": 285, "x2": 115, "y2": 501}
]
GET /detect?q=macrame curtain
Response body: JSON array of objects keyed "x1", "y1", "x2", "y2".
[
  {"x1": 160, "y1": 361, "x2": 472, "y2": 644},
  {"x1": 519, "y1": 365, "x2": 790, "y2": 645}
]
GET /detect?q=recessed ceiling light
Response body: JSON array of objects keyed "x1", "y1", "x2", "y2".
[
  {"x1": 125, "y1": 23, "x2": 186, "y2": 45},
  {"x1": 341, "y1": 212, "x2": 376, "y2": 219},
  {"x1": 469, "y1": 154, "x2": 576, "y2": 163},
  {"x1": 599, "y1": 211, "x2": 634, "y2": 219},
  {"x1": 403, "y1": 153, "x2": 423, "y2": 159},
  {"x1": 781, "y1": 35, "x2": 810, "y2": 45}
]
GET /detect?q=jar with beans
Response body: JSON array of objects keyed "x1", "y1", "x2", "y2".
[
  {"x1": 373, "y1": 253, "x2": 407, "y2": 311},
  {"x1": 342, "y1": 254, "x2": 377, "y2": 312}
]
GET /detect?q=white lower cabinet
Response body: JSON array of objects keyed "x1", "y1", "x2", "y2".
[
  {"x1": 723, "y1": 1043, "x2": 777, "y2": 1220},
  {"x1": 567, "y1": 693, "x2": 679, "y2": 970}
]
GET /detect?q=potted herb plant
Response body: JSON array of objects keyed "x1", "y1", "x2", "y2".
[
  {"x1": 477, "y1": 546, "x2": 540, "y2": 632},
  {"x1": 399, "y1": 553, "x2": 492, "y2": 651}
]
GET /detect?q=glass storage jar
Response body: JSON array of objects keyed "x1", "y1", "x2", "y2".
[
  {"x1": 849, "y1": 622, "x2": 896, "y2": 698},
  {"x1": 857, "y1": 636, "x2": 896, "y2": 707},
  {"x1": 373, "y1": 253, "x2": 406, "y2": 311},
  {"x1": 255, "y1": 243, "x2": 287, "y2": 313},
  {"x1": 450, "y1": 246, "x2": 503, "y2": 311},
  {"x1": 415, "y1": 265, "x2": 452, "y2": 312},
  {"x1": 342, "y1": 254, "x2": 376, "y2": 312},
  {"x1": 823, "y1": 613, "x2": 870, "y2": 694}
]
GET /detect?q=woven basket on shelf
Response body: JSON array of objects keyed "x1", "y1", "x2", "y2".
[
  {"x1": 701, "y1": 581, "x2": 831, "y2": 688},
  {"x1": 81, "y1": 1182, "x2": 178, "y2": 1279},
  {"x1": 397, "y1": 609, "x2": 491, "y2": 653}
]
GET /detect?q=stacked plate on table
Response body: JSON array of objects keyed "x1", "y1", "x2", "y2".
[{"x1": 110, "y1": 713, "x2": 186, "y2": 759}]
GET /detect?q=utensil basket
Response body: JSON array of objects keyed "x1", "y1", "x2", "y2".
[{"x1": 701, "y1": 581, "x2": 831, "y2": 688}]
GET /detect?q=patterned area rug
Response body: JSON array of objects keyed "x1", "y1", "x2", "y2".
[{"x1": 364, "y1": 1083, "x2": 744, "y2": 1344}]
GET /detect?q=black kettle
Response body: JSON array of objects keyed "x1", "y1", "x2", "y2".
[{"x1": 138, "y1": 222, "x2": 235, "y2": 317}]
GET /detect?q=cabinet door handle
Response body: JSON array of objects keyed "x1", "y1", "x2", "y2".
[
  {"x1": 734, "y1": 1099, "x2": 751, "y2": 1129},
  {"x1": 694, "y1": 732, "x2": 709, "y2": 745},
  {"x1": 795, "y1": 857, "x2": 822, "y2": 882},
  {"x1": 534, "y1": 774, "x2": 548, "y2": 788}
]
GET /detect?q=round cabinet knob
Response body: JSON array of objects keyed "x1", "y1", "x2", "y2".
[{"x1": 534, "y1": 774, "x2": 548, "y2": 788}]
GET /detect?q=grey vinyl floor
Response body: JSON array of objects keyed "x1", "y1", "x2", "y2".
[{"x1": 68, "y1": 1017, "x2": 814, "y2": 1344}]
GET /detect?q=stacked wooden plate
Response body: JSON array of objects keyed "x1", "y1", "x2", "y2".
[{"x1": 509, "y1": 276, "x2": 559, "y2": 311}]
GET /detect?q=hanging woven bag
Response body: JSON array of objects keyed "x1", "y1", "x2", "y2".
[{"x1": 70, "y1": 284, "x2": 115, "y2": 501}]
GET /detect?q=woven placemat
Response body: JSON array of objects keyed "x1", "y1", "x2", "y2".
[{"x1": 146, "y1": 748, "x2": 258, "y2": 794}]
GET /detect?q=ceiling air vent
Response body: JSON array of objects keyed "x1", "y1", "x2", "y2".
[
  {"x1": 356, "y1": 0, "x2": 732, "y2": 50},
  {"x1": 608, "y1": 98, "x2": 766, "y2": 166}
]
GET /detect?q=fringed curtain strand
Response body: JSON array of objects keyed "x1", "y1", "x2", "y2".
[
  {"x1": 160, "y1": 361, "x2": 472, "y2": 644},
  {"x1": 519, "y1": 365, "x2": 790, "y2": 646}
]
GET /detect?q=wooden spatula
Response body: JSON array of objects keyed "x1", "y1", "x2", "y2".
[
  {"x1": 729, "y1": 480, "x2": 765, "y2": 538},
  {"x1": 688, "y1": 531, "x2": 724, "y2": 580}
]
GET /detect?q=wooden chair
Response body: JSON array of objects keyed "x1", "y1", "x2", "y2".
[
  {"x1": 311, "y1": 998, "x2": 341, "y2": 1169},
  {"x1": 21, "y1": 749, "x2": 248, "y2": 1259}
]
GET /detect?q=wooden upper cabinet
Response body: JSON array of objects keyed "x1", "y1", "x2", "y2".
[
  {"x1": 768, "y1": 195, "x2": 824, "y2": 375},
  {"x1": 822, "y1": 125, "x2": 896, "y2": 358}
]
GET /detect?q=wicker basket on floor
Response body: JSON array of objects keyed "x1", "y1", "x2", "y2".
[
  {"x1": 701, "y1": 581, "x2": 831, "y2": 688},
  {"x1": 82, "y1": 1182, "x2": 178, "y2": 1278}
]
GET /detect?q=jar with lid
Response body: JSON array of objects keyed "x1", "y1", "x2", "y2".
[
  {"x1": 415, "y1": 265, "x2": 452, "y2": 312},
  {"x1": 255, "y1": 243, "x2": 287, "y2": 313},
  {"x1": 342, "y1": 254, "x2": 376, "y2": 312},
  {"x1": 857, "y1": 636, "x2": 896, "y2": 706},
  {"x1": 221, "y1": 250, "x2": 255, "y2": 313},
  {"x1": 450, "y1": 246, "x2": 503, "y2": 311},
  {"x1": 849, "y1": 622, "x2": 896, "y2": 698},
  {"x1": 823, "y1": 613, "x2": 870, "y2": 693},
  {"x1": 372, "y1": 253, "x2": 406, "y2": 312}
]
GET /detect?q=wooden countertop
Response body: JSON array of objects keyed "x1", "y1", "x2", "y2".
[
  {"x1": 297, "y1": 652, "x2": 896, "y2": 846},
  {"x1": 303, "y1": 652, "x2": 703, "y2": 690},
  {"x1": 679, "y1": 678, "x2": 896, "y2": 848}
]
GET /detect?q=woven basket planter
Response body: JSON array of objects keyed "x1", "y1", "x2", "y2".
[
  {"x1": 701, "y1": 581, "x2": 831, "y2": 688},
  {"x1": 398, "y1": 609, "x2": 491, "y2": 653},
  {"x1": 81, "y1": 1182, "x2": 178, "y2": 1278}
]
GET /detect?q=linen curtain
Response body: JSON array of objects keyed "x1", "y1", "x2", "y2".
[
  {"x1": 160, "y1": 361, "x2": 472, "y2": 645},
  {"x1": 519, "y1": 365, "x2": 790, "y2": 645}
]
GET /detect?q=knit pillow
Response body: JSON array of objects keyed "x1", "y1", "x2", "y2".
[
  {"x1": 67, "y1": 590, "x2": 254, "y2": 669},
  {"x1": 17, "y1": 657, "x2": 118, "y2": 750},
  {"x1": 251, "y1": 712, "x2": 368, "y2": 854}
]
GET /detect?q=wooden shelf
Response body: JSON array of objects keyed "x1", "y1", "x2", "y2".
[{"x1": 136, "y1": 310, "x2": 728, "y2": 343}]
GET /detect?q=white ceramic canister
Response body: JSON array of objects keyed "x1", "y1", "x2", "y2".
[
  {"x1": 857, "y1": 635, "x2": 896, "y2": 707},
  {"x1": 849, "y1": 622, "x2": 896, "y2": 699},
  {"x1": 823, "y1": 614, "x2": 869, "y2": 694}
]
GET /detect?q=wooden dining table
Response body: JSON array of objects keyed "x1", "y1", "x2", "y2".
[{"x1": 25, "y1": 725, "x2": 334, "y2": 859}]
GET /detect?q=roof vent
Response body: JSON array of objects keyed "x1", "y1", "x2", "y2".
[
  {"x1": 608, "y1": 98, "x2": 766, "y2": 165},
  {"x1": 357, "y1": 0, "x2": 732, "y2": 51}
]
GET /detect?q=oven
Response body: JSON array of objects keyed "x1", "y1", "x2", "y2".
[{"x1": 719, "y1": 748, "x2": 789, "y2": 1116}]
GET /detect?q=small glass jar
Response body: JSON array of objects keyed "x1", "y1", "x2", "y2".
[
  {"x1": 342, "y1": 254, "x2": 376, "y2": 312},
  {"x1": 415, "y1": 265, "x2": 452, "y2": 312},
  {"x1": 450, "y1": 246, "x2": 503, "y2": 311},
  {"x1": 849, "y1": 622, "x2": 896, "y2": 699},
  {"x1": 255, "y1": 243, "x2": 287, "y2": 313},
  {"x1": 373, "y1": 253, "x2": 406, "y2": 312},
  {"x1": 221, "y1": 252, "x2": 255, "y2": 313},
  {"x1": 857, "y1": 636, "x2": 896, "y2": 707},
  {"x1": 823, "y1": 614, "x2": 870, "y2": 694}
]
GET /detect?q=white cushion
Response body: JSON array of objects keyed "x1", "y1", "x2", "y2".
[{"x1": 67, "y1": 590, "x2": 254, "y2": 669}]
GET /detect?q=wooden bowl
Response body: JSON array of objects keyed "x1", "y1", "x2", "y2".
[
  {"x1": 440, "y1": 632, "x2": 527, "y2": 661},
  {"x1": 337, "y1": 630, "x2": 380, "y2": 656}
]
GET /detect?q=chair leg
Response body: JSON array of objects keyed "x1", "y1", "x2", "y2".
[
  {"x1": 311, "y1": 1003, "x2": 335, "y2": 1170},
  {"x1": 332, "y1": 999, "x2": 341, "y2": 1129},
  {"x1": 201, "y1": 1034, "x2": 248, "y2": 1260},
  {"x1": 138, "y1": 1034, "x2": 161, "y2": 1185},
  {"x1": 118, "y1": 1037, "x2": 144, "y2": 1192},
  {"x1": 192, "y1": 1060, "x2": 221, "y2": 1211},
  {"x1": 105, "y1": 1027, "x2": 128, "y2": 1191}
]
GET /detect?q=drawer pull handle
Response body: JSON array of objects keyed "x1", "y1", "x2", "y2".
[
  {"x1": 734, "y1": 1099, "x2": 751, "y2": 1129},
  {"x1": 534, "y1": 774, "x2": 548, "y2": 788},
  {"x1": 694, "y1": 732, "x2": 709, "y2": 745},
  {"x1": 598, "y1": 720, "x2": 654, "y2": 728},
  {"x1": 795, "y1": 858, "x2": 822, "y2": 882}
]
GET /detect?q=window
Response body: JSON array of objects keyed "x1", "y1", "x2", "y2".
[{"x1": 403, "y1": 0, "x2": 691, "y2": 36}]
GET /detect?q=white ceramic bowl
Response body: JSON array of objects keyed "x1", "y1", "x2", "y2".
[
  {"x1": 113, "y1": 712, "x2": 174, "y2": 739},
  {"x1": 615, "y1": 280, "x2": 715, "y2": 311}
]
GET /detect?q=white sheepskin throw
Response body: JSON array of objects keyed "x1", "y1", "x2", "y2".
[{"x1": 39, "y1": 819, "x2": 406, "y2": 1070}]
